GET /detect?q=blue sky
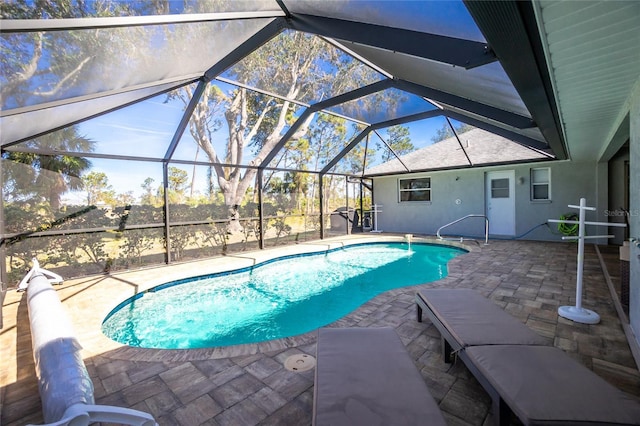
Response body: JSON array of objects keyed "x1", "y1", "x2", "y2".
[
  {"x1": 61, "y1": 85, "x2": 454, "y2": 205},
  {"x1": 7, "y1": 1, "x2": 483, "y2": 205}
]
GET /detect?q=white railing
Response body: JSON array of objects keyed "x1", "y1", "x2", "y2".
[{"x1": 436, "y1": 214, "x2": 489, "y2": 245}]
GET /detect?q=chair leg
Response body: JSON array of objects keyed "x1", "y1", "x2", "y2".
[
  {"x1": 493, "y1": 395, "x2": 511, "y2": 426},
  {"x1": 442, "y1": 336, "x2": 453, "y2": 363},
  {"x1": 416, "y1": 303, "x2": 423, "y2": 322}
]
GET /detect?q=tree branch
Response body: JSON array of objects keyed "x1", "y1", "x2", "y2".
[
  {"x1": 1, "y1": 32, "x2": 44, "y2": 101},
  {"x1": 32, "y1": 55, "x2": 94, "y2": 97}
]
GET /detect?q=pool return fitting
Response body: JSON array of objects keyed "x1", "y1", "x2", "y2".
[{"x1": 548, "y1": 198, "x2": 626, "y2": 325}]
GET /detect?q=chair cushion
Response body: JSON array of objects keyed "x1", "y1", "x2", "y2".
[
  {"x1": 313, "y1": 327, "x2": 446, "y2": 426},
  {"x1": 417, "y1": 288, "x2": 548, "y2": 347},
  {"x1": 465, "y1": 345, "x2": 640, "y2": 425}
]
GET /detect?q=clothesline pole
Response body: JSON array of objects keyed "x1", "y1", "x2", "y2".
[
  {"x1": 574, "y1": 197, "x2": 587, "y2": 311},
  {"x1": 555, "y1": 198, "x2": 601, "y2": 324},
  {"x1": 548, "y1": 198, "x2": 623, "y2": 324}
]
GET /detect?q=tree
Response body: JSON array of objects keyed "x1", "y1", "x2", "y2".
[
  {"x1": 116, "y1": 191, "x2": 135, "y2": 206},
  {"x1": 167, "y1": 166, "x2": 189, "y2": 204},
  {"x1": 82, "y1": 171, "x2": 114, "y2": 205},
  {"x1": 1, "y1": 1, "x2": 154, "y2": 110},
  {"x1": 381, "y1": 125, "x2": 414, "y2": 162},
  {"x1": 172, "y1": 30, "x2": 397, "y2": 233},
  {"x1": 140, "y1": 177, "x2": 157, "y2": 206},
  {"x1": 3, "y1": 127, "x2": 94, "y2": 210}
]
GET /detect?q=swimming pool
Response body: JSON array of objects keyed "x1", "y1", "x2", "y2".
[{"x1": 102, "y1": 242, "x2": 466, "y2": 349}]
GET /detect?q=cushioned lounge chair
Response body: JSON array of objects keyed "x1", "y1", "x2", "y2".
[
  {"x1": 466, "y1": 344, "x2": 640, "y2": 426},
  {"x1": 313, "y1": 327, "x2": 446, "y2": 426},
  {"x1": 416, "y1": 288, "x2": 640, "y2": 426},
  {"x1": 416, "y1": 288, "x2": 548, "y2": 362}
]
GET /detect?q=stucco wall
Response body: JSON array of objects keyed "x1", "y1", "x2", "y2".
[
  {"x1": 371, "y1": 160, "x2": 600, "y2": 241},
  {"x1": 608, "y1": 149, "x2": 630, "y2": 245},
  {"x1": 630, "y1": 86, "x2": 640, "y2": 342}
]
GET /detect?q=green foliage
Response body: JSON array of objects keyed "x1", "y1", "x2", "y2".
[
  {"x1": 2, "y1": 127, "x2": 94, "y2": 210},
  {"x1": 140, "y1": 177, "x2": 159, "y2": 206},
  {"x1": 381, "y1": 125, "x2": 414, "y2": 162},
  {"x1": 118, "y1": 228, "x2": 160, "y2": 268},
  {"x1": 82, "y1": 171, "x2": 115, "y2": 205},
  {"x1": 1, "y1": 0, "x2": 154, "y2": 109},
  {"x1": 197, "y1": 223, "x2": 229, "y2": 255},
  {"x1": 172, "y1": 30, "x2": 395, "y2": 231},
  {"x1": 163, "y1": 166, "x2": 189, "y2": 205}
]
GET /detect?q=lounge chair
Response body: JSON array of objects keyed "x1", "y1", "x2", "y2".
[
  {"x1": 313, "y1": 327, "x2": 446, "y2": 426},
  {"x1": 416, "y1": 288, "x2": 548, "y2": 362},
  {"x1": 416, "y1": 288, "x2": 640, "y2": 426}
]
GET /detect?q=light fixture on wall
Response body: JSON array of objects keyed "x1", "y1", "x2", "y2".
[{"x1": 518, "y1": 176, "x2": 525, "y2": 185}]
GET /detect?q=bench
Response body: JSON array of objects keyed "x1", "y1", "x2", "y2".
[
  {"x1": 416, "y1": 288, "x2": 640, "y2": 426},
  {"x1": 313, "y1": 327, "x2": 446, "y2": 426}
]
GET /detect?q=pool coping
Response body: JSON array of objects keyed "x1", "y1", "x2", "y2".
[{"x1": 22, "y1": 234, "x2": 473, "y2": 362}]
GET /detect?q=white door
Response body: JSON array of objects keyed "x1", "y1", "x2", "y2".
[{"x1": 486, "y1": 170, "x2": 515, "y2": 236}]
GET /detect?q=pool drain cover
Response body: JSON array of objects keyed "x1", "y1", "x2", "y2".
[{"x1": 284, "y1": 354, "x2": 316, "y2": 372}]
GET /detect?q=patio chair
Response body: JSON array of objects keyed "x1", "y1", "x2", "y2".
[
  {"x1": 415, "y1": 288, "x2": 640, "y2": 426},
  {"x1": 313, "y1": 327, "x2": 446, "y2": 426},
  {"x1": 416, "y1": 288, "x2": 549, "y2": 362}
]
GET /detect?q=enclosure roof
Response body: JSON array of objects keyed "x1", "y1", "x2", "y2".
[
  {"x1": 4, "y1": 0, "x2": 621, "y2": 174},
  {"x1": 365, "y1": 128, "x2": 551, "y2": 176}
]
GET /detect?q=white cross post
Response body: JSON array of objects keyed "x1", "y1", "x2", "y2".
[{"x1": 548, "y1": 198, "x2": 626, "y2": 324}]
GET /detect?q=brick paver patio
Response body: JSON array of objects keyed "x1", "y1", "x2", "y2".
[{"x1": 2, "y1": 236, "x2": 639, "y2": 425}]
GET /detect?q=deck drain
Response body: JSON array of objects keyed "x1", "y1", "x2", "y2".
[{"x1": 284, "y1": 354, "x2": 316, "y2": 372}]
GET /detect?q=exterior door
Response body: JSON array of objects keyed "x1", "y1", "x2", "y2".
[{"x1": 486, "y1": 170, "x2": 515, "y2": 236}]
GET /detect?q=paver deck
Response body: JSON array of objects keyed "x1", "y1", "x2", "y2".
[{"x1": 2, "y1": 235, "x2": 639, "y2": 425}]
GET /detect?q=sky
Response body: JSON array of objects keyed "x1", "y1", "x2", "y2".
[
  {"x1": 59, "y1": 79, "x2": 453, "y2": 205},
  {"x1": 20, "y1": 0, "x2": 482, "y2": 206},
  {"x1": 3, "y1": 0, "x2": 484, "y2": 206}
]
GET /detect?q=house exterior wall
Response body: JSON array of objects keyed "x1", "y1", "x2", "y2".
[
  {"x1": 371, "y1": 160, "x2": 599, "y2": 241},
  {"x1": 608, "y1": 149, "x2": 630, "y2": 245},
  {"x1": 630, "y1": 85, "x2": 640, "y2": 345}
]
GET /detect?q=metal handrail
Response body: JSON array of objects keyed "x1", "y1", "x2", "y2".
[{"x1": 436, "y1": 214, "x2": 489, "y2": 245}]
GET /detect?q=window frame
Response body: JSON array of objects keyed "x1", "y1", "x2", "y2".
[
  {"x1": 530, "y1": 167, "x2": 551, "y2": 201},
  {"x1": 491, "y1": 178, "x2": 510, "y2": 199},
  {"x1": 398, "y1": 177, "x2": 432, "y2": 203}
]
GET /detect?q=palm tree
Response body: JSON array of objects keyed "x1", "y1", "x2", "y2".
[{"x1": 4, "y1": 126, "x2": 94, "y2": 210}]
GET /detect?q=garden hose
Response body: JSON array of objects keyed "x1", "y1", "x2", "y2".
[{"x1": 558, "y1": 213, "x2": 579, "y2": 236}]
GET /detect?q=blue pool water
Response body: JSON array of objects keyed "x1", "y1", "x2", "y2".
[{"x1": 102, "y1": 242, "x2": 466, "y2": 349}]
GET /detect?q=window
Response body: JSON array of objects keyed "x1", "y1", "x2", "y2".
[
  {"x1": 491, "y1": 178, "x2": 510, "y2": 198},
  {"x1": 531, "y1": 167, "x2": 550, "y2": 200},
  {"x1": 399, "y1": 177, "x2": 431, "y2": 202}
]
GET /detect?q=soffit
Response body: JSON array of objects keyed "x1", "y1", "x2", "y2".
[{"x1": 534, "y1": 0, "x2": 640, "y2": 161}]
